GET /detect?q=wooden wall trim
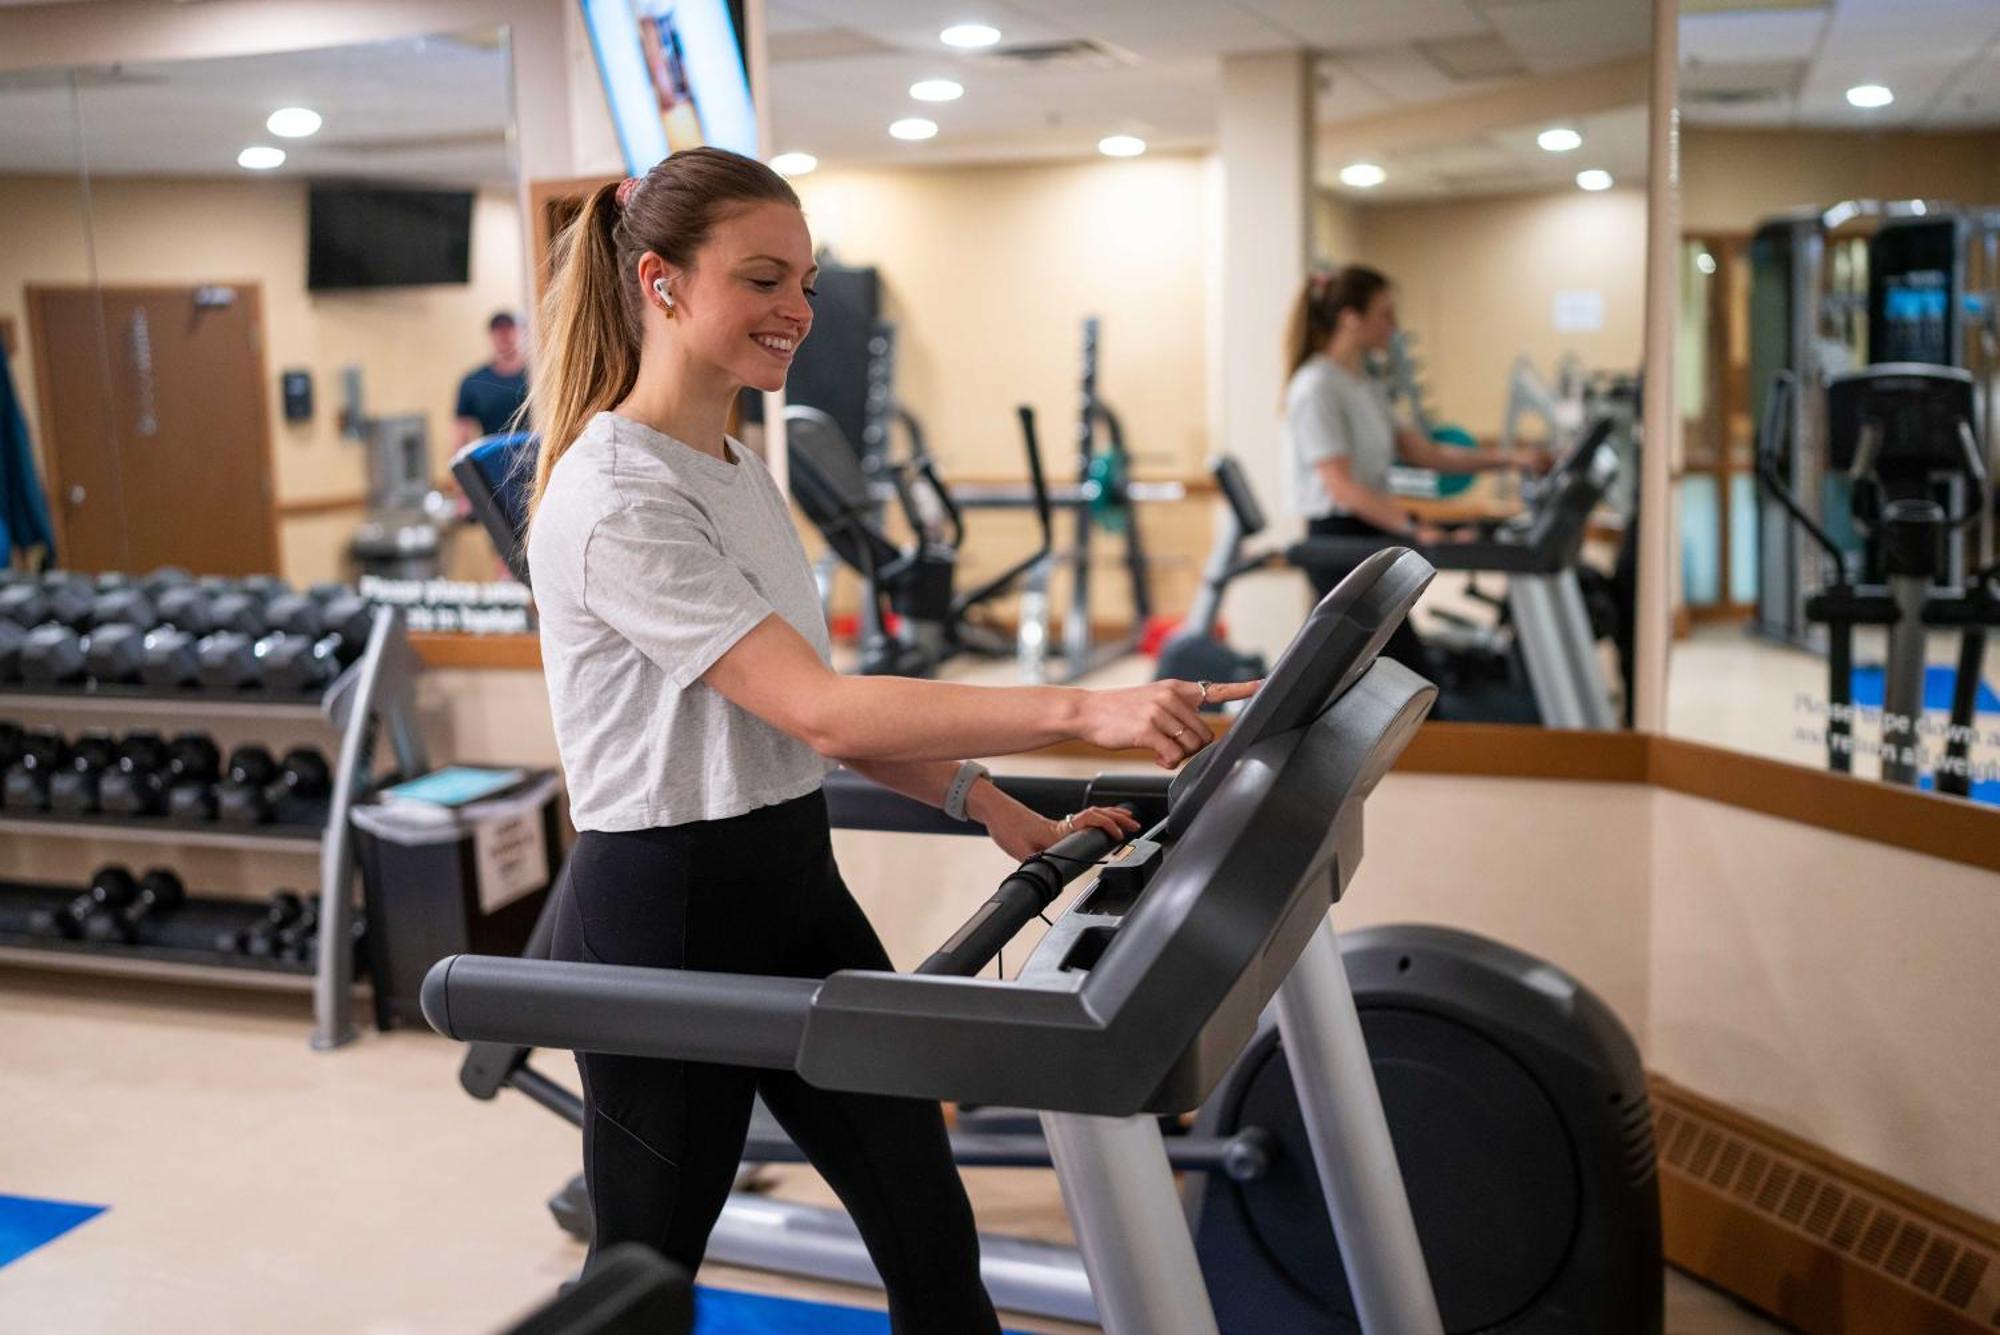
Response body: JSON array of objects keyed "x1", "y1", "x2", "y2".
[
  {"x1": 1647, "y1": 735, "x2": 2000, "y2": 874},
  {"x1": 1397, "y1": 722, "x2": 1650, "y2": 782},
  {"x1": 409, "y1": 631, "x2": 542, "y2": 670},
  {"x1": 274, "y1": 492, "x2": 370, "y2": 520},
  {"x1": 1651, "y1": 1075, "x2": 2000, "y2": 1333}
]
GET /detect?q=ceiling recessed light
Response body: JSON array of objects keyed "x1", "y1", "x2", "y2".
[
  {"x1": 910, "y1": 79, "x2": 964, "y2": 103},
  {"x1": 237, "y1": 145, "x2": 286, "y2": 170},
  {"x1": 770, "y1": 151, "x2": 818, "y2": 177},
  {"x1": 266, "y1": 107, "x2": 321, "y2": 139},
  {"x1": 890, "y1": 117, "x2": 939, "y2": 142},
  {"x1": 1845, "y1": 83, "x2": 1893, "y2": 109},
  {"x1": 940, "y1": 23, "x2": 1001, "y2": 49},
  {"x1": 1695, "y1": 250, "x2": 1716, "y2": 275},
  {"x1": 1537, "y1": 127, "x2": 1581, "y2": 153},
  {"x1": 1338, "y1": 162, "x2": 1385, "y2": 188},
  {"x1": 1098, "y1": 134, "x2": 1146, "y2": 158},
  {"x1": 1576, "y1": 168, "x2": 1612, "y2": 191}
]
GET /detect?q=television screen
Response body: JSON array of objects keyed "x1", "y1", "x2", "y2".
[
  {"x1": 580, "y1": 0, "x2": 757, "y2": 173},
  {"x1": 308, "y1": 186, "x2": 474, "y2": 290}
]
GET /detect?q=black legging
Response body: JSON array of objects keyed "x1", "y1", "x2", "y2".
[
  {"x1": 1302, "y1": 513, "x2": 1431, "y2": 675},
  {"x1": 552, "y1": 789, "x2": 1000, "y2": 1335}
]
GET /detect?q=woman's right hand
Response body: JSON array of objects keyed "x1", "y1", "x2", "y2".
[{"x1": 1074, "y1": 678, "x2": 1262, "y2": 768}]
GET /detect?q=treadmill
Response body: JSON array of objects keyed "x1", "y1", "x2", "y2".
[
  {"x1": 1286, "y1": 417, "x2": 1624, "y2": 730},
  {"x1": 425, "y1": 548, "x2": 1451, "y2": 1335}
]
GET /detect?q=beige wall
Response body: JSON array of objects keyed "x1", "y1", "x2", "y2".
[
  {"x1": 790, "y1": 156, "x2": 1213, "y2": 481},
  {"x1": 1311, "y1": 189, "x2": 1363, "y2": 267},
  {"x1": 1681, "y1": 128, "x2": 2000, "y2": 235},
  {"x1": 1351, "y1": 186, "x2": 1650, "y2": 438},
  {"x1": 0, "y1": 174, "x2": 524, "y2": 584},
  {"x1": 0, "y1": 176, "x2": 94, "y2": 463}
]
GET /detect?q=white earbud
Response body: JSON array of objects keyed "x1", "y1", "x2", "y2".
[{"x1": 653, "y1": 278, "x2": 674, "y2": 310}]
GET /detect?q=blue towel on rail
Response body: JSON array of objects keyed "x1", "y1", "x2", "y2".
[{"x1": 0, "y1": 338, "x2": 57, "y2": 564}]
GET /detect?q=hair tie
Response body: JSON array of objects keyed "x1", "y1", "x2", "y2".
[{"x1": 615, "y1": 177, "x2": 641, "y2": 210}]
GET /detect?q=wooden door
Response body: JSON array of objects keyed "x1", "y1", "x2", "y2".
[{"x1": 29, "y1": 284, "x2": 278, "y2": 576}]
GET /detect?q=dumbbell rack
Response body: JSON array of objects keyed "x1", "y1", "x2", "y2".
[{"x1": 0, "y1": 605, "x2": 426, "y2": 1050}]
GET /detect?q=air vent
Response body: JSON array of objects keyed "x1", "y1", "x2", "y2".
[
  {"x1": 979, "y1": 39, "x2": 1133, "y2": 71},
  {"x1": 1651, "y1": 1083, "x2": 2000, "y2": 1326},
  {"x1": 1684, "y1": 86, "x2": 1788, "y2": 107}
]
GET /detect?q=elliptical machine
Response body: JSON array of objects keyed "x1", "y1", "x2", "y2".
[
  {"x1": 1758, "y1": 363, "x2": 1996, "y2": 793},
  {"x1": 787, "y1": 403, "x2": 1056, "y2": 676}
]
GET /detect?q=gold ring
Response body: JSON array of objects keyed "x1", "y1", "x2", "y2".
[
  {"x1": 1197, "y1": 679, "x2": 1212, "y2": 707},
  {"x1": 1060, "y1": 815, "x2": 1075, "y2": 834}
]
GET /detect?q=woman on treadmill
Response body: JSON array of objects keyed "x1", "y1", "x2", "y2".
[
  {"x1": 523, "y1": 147, "x2": 1256, "y2": 1333},
  {"x1": 1283, "y1": 265, "x2": 1544, "y2": 670}
]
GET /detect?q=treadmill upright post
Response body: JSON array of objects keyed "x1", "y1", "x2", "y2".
[
  {"x1": 1275, "y1": 917, "x2": 1445, "y2": 1335},
  {"x1": 1041, "y1": 1110, "x2": 1221, "y2": 1335}
]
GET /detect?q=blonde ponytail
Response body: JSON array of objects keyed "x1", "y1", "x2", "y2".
[{"x1": 526, "y1": 181, "x2": 637, "y2": 521}]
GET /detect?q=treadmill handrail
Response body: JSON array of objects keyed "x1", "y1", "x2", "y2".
[{"x1": 423, "y1": 956, "x2": 819, "y2": 1068}]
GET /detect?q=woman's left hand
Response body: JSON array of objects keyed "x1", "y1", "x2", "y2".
[{"x1": 982, "y1": 799, "x2": 1139, "y2": 863}]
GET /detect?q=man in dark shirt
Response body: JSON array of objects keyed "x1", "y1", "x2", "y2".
[{"x1": 454, "y1": 311, "x2": 529, "y2": 449}]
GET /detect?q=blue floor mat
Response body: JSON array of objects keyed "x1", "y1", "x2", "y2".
[
  {"x1": 1850, "y1": 664, "x2": 2000, "y2": 713},
  {"x1": 0, "y1": 1195, "x2": 106, "y2": 1268},
  {"x1": 695, "y1": 1286, "x2": 1030, "y2": 1334}
]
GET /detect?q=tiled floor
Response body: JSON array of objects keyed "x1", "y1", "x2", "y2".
[{"x1": 0, "y1": 947, "x2": 1786, "y2": 1333}]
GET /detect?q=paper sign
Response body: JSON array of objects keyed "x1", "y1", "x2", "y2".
[
  {"x1": 474, "y1": 808, "x2": 549, "y2": 913},
  {"x1": 1552, "y1": 289, "x2": 1605, "y2": 332}
]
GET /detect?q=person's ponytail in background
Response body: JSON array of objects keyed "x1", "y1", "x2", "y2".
[{"x1": 1282, "y1": 264, "x2": 1391, "y2": 382}]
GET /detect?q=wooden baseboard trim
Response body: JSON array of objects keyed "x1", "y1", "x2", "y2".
[
  {"x1": 1650, "y1": 1076, "x2": 2000, "y2": 1333},
  {"x1": 1397, "y1": 721, "x2": 1649, "y2": 782}
]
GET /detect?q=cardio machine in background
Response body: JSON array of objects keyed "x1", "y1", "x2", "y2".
[
  {"x1": 1757, "y1": 363, "x2": 1997, "y2": 798},
  {"x1": 439, "y1": 443, "x2": 1664, "y2": 1334},
  {"x1": 1159, "y1": 416, "x2": 1628, "y2": 730}
]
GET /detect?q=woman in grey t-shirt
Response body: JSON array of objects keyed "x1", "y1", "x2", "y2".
[
  {"x1": 518, "y1": 149, "x2": 1255, "y2": 1331},
  {"x1": 1282, "y1": 265, "x2": 1543, "y2": 670}
]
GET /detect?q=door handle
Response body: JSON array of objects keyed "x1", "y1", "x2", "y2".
[
  {"x1": 129, "y1": 306, "x2": 158, "y2": 438},
  {"x1": 68, "y1": 484, "x2": 86, "y2": 507}
]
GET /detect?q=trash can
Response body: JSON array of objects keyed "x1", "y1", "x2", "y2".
[{"x1": 350, "y1": 770, "x2": 561, "y2": 1030}]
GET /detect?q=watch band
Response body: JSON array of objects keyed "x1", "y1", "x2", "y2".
[{"x1": 944, "y1": 760, "x2": 990, "y2": 822}]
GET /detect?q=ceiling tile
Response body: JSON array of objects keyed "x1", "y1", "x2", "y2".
[
  {"x1": 1679, "y1": 9, "x2": 1827, "y2": 65},
  {"x1": 1484, "y1": 0, "x2": 1653, "y2": 74}
]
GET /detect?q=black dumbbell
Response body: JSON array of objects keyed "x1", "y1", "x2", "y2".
[
  {"x1": 41, "y1": 577, "x2": 95, "y2": 629},
  {"x1": 48, "y1": 732, "x2": 118, "y2": 815},
  {"x1": 0, "y1": 582, "x2": 48, "y2": 627},
  {"x1": 31, "y1": 865, "x2": 140, "y2": 940},
  {"x1": 217, "y1": 744, "x2": 278, "y2": 823},
  {"x1": 164, "y1": 732, "x2": 223, "y2": 820},
  {"x1": 319, "y1": 592, "x2": 375, "y2": 663},
  {"x1": 236, "y1": 888, "x2": 306, "y2": 958},
  {"x1": 264, "y1": 593, "x2": 325, "y2": 639},
  {"x1": 276, "y1": 900, "x2": 322, "y2": 962},
  {"x1": 155, "y1": 585, "x2": 217, "y2": 636},
  {"x1": 106, "y1": 868, "x2": 187, "y2": 944},
  {"x1": 99, "y1": 731, "x2": 169, "y2": 816},
  {"x1": 140, "y1": 627, "x2": 202, "y2": 688},
  {"x1": 278, "y1": 747, "x2": 332, "y2": 800},
  {"x1": 84, "y1": 624, "x2": 148, "y2": 684},
  {"x1": 19, "y1": 624, "x2": 86, "y2": 685},
  {"x1": 257, "y1": 633, "x2": 340, "y2": 692},
  {"x1": 195, "y1": 631, "x2": 260, "y2": 689},
  {"x1": 89, "y1": 588, "x2": 155, "y2": 631},
  {"x1": 0, "y1": 720, "x2": 22, "y2": 772},
  {"x1": 0, "y1": 620, "x2": 23, "y2": 682},
  {"x1": 139, "y1": 567, "x2": 194, "y2": 600},
  {"x1": 3, "y1": 729, "x2": 67, "y2": 810},
  {"x1": 206, "y1": 590, "x2": 269, "y2": 639}
]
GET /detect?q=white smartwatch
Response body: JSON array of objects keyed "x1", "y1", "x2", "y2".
[{"x1": 944, "y1": 760, "x2": 991, "y2": 822}]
